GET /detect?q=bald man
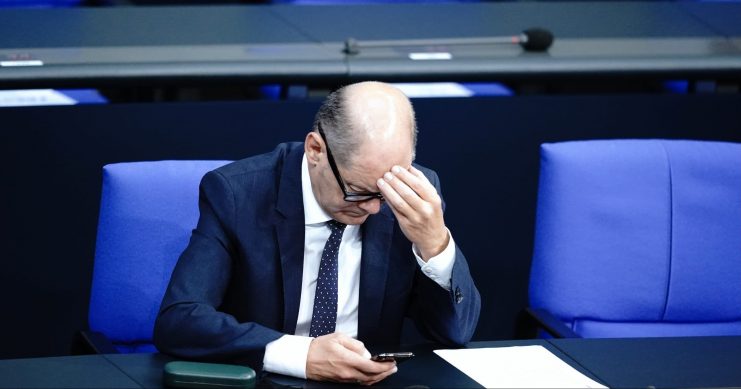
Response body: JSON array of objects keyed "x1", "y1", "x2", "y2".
[{"x1": 154, "y1": 82, "x2": 481, "y2": 385}]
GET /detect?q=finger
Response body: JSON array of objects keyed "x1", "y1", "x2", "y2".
[
  {"x1": 361, "y1": 364, "x2": 398, "y2": 385},
  {"x1": 393, "y1": 166, "x2": 438, "y2": 200},
  {"x1": 353, "y1": 361, "x2": 396, "y2": 384},
  {"x1": 377, "y1": 177, "x2": 411, "y2": 218},
  {"x1": 352, "y1": 356, "x2": 396, "y2": 376},
  {"x1": 383, "y1": 171, "x2": 426, "y2": 212},
  {"x1": 409, "y1": 166, "x2": 442, "y2": 198}
]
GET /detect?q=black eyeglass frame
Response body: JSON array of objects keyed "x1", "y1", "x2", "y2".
[{"x1": 317, "y1": 122, "x2": 385, "y2": 202}]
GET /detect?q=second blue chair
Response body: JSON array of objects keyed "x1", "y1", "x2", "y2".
[{"x1": 528, "y1": 139, "x2": 741, "y2": 338}]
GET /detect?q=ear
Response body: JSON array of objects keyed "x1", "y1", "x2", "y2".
[{"x1": 304, "y1": 131, "x2": 324, "y2": 165}]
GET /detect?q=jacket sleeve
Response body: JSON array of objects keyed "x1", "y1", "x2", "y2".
[
  {"x1": 154, "y1": 170, "x2": 283, "y2": 368},
  {"x1": 407, "y1": 168, "x2": 481, "y2": 346}
]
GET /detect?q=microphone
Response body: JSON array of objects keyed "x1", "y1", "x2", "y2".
[
  {"x1": 343, "y1": 28, "x2": 554, "y2": 55},
  {"x1": 517, "y1": 28, "x2": 555, "y2": 52}
]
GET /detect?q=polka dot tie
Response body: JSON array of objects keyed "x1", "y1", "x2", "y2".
[{"x1": 309, "y1": 219, "x2": 347, "y2": 338}]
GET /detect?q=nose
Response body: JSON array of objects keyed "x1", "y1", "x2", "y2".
[{"x1": 357, "y1": 198, "x2": 382, "y2": 214}]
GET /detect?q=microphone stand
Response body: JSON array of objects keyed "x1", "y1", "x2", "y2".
[{"x1": 343, "y1": 36, "x2": 521, "y2": 54}]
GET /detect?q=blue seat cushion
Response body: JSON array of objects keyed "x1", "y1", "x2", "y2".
[{"x1": 530, "y1": 140, "x2": 741, "y2": 336}]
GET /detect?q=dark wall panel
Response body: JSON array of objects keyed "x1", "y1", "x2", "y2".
[{"x1": 1, "y1": 95, "x2": 740, "y2": 359}]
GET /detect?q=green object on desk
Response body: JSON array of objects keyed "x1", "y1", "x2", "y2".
[{"x1": 163, "y1": 361, "x2": 256, "y2": 388}]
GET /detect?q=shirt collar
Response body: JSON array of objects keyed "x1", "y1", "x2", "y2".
[{"x1": 302, "y1": 154, "x2": 333, "y2": 226}]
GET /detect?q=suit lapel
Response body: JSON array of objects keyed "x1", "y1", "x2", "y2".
[
  {"x1": 358, "y1": 207, "x2": 395, "y2": 340},
  {"x1": 274, "y1": 145, "x2": 305, "y2": 335}
]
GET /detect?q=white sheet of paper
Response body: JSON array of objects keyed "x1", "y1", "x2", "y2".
[
  {"x1": 434, "y1": 345, "x2": 608, "y2": 388},
  {"x1": 0, "y1": 89, "x2": 76, "y2": 107}
]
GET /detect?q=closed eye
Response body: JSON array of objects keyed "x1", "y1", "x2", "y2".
[{"x1": 347, "y1": 183, "x2": 373, "y2": 193}]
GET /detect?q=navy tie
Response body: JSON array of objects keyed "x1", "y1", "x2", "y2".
[{"x1": 309, "y1": 219, "x2": 347, "y2": 338}]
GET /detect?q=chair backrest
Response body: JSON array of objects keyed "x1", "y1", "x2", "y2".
[
  {"x1": 529, "y1": 139, "x2": 741, "y2": 338},
  {"x1": 88, "y1": 160, "x2": 231, "y2": 353}
]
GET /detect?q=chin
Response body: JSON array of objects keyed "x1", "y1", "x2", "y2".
[{"x1": 336, "y1": 212, "x2": 370, "y2": 225}]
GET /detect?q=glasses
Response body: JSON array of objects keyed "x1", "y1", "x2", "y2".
[{"x1": 317, "y1": 122, "x2": 384, "y2": 202}]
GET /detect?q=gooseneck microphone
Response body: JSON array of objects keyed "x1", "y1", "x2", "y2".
[{"x1": 343, "y1": 28, "x2": 554, "y2": 55}]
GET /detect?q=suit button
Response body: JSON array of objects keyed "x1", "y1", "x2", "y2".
[{"x1": 454, "y1": 287, "x2": 463, "y2": 304}]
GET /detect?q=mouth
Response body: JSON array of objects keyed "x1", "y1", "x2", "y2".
[{"x1": 342, "y1": 211, "x2": 368, "y2": 218}]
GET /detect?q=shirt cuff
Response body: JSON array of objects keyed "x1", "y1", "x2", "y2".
[
  {"x1": 412, "y1": 229, "x2": 455, "y2": 291},
  {"x1": 262, "y1": 334, "x2": 313, "y2": 379}
]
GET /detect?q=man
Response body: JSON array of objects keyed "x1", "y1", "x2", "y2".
[{"x1": 154, "y1": 81, "x2": 480, "y2": 385}]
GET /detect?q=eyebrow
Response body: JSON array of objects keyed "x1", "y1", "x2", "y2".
[{"x1": 346, "y1": 181, "x2": 376, "y2": 193}]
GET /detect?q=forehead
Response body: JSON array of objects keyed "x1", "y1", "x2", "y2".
[{"x1": 340, "y1": 138, "x2": 413, "y2": 188}]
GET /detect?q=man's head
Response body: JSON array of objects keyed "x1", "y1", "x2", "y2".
[{"x1": 305, "y1": 81, "x2": 417, "y2": 225}]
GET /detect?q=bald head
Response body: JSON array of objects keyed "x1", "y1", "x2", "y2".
[
  {"x1": 314, "y1": 81, "x2": 417, "y2": 167},
  {"x1": 344, "y1": 82, "x2": 416, "y2": 145}
]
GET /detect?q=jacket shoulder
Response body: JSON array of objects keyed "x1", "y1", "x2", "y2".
[{"x1": 212, "y1": 142, "x2": 304, "y2": 180}]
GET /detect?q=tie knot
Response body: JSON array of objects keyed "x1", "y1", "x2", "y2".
[{"x1": 327, "y1": 219, "x2": 346, "y2": 233}]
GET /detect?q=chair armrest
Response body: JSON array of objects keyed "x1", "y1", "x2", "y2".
[
  {"x1": 517, "y1": 308, "x2": 580, "y2": 339},
  {"x1": 71, "y1": 330, "x2": 120, "y2": 354}
]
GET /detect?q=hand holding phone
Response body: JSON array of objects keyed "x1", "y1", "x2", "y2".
[{"x1": 370, "y1": 352, "x2": 415, "y2": 362}]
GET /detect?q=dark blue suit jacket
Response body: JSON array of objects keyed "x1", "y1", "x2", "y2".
[{"x1": 154, "y1": 142, "x2": 480, "y2": 368}]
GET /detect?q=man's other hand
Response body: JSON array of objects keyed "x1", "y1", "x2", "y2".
[{"x1": 306, "y1": 333, "x2": 397, "y2": 385}]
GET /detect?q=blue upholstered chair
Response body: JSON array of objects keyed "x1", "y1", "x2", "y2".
[
  {"x1": 83, "y1": 160, "x2": 230, "y2": 353},
  {"x1": 527, "y1": 139, "x2": 741, "y2": 338}
]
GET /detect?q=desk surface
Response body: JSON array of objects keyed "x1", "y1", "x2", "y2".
[
  {"x1": 551, "y1": 336, "x2": 741, "y2": 389},
  {"x1": 2, "y1": 337, "x2": 741, "y2": 388},
  {"x1": 1, "y1": 2, "x2": 740, "y2": 87}
]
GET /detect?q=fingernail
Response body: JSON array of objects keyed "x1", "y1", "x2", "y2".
[
  {"x1": 363, "y1": 350, "x2": 371, "y2": 359},
  {"x1": 377, "y1": 178, "x2": 385, "y2": 187},
  {"x1": 392, "y1": 165, "x2": 402, "y2": 174},
  {"x1": 392, "y1": 366, "x2": 398, "y2": 373},
  {"x1": 384, "y1": 172, "x2": 394, "y2": 181}
]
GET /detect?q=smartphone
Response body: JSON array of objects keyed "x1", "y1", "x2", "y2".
[{"x1": 370, "y1": 352, "x2": 415, "y2": 362}]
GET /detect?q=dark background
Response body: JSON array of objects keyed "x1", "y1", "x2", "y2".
[{"x1": 2, "y1": 94, "x2": 740, "y2": 359}]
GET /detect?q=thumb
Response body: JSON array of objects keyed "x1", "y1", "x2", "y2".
[{"x1": 338, "y1": 336, "x2": 371, "y2": 359}]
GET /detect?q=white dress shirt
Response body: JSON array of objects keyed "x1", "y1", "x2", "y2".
[{"x1": 262, "y1": 155, "x2": 456, "y2": 378}]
